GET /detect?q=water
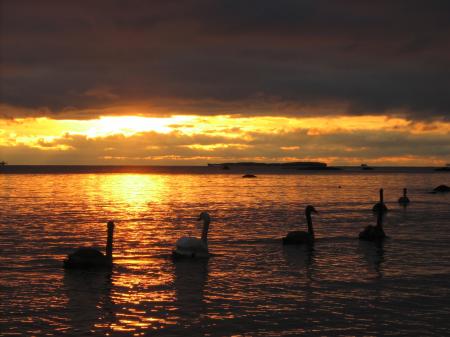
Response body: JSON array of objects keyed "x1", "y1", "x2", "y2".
[{"x1": 1, "y1": 168, "x2": 449, "y2": 336}]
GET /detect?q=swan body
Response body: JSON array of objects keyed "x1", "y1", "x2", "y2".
[
  {"x1": 174, "y1": 237, "x2": 209, "y2": 258},
  {"x1": 372, "y1": 202, "x2": 388, "y2": 213},
  {"x1": 398, "y1": 188, "x2": 410, "y2": 204},
  {"x1": 282, "y1": 205, "x2": 317, "y2": 245},
  {"x1": 64, "y1": 221, "x2": 115, "y2": 269},
  {"x1": 283, "y1": 231, "x2": 313, "y2": 245},
  {"x1": 359, "y1": 225, "x2": 386, "y2": 241},
  {"x1": 173, "y1": 212, "x2": 211, "y2": 258},
  {"x1": 64, "y1": 248, "x2": 110, "y2": 268},
  {"x1": 359, "y1": 209, "x2": 386, "y2": 242}
]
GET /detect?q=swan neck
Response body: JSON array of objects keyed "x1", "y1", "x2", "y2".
[
  {"x1": 106, "y1": 226, "x2": 114, "y2": 259},
  {"x1": 306, "y1": 212, "x2": 314, "y2": 236},
  {"x1": 201, "y1": 219, "x2": 210, "y2": 244},
  {"x1": 376, "y1": 210, "x2": 384, "y2": 229},
  {"x1": 403, "y1": 188, "x2": 407, "y2": 197},
  {"x1": 379, "y1": 189, "x2": 384, "y2": 203}
]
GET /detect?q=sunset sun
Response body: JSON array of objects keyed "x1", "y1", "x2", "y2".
[{"x1": 84, "y1": 116, "x2": 195, "y2": 137}]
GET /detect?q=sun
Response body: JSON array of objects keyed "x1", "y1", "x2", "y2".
[{"x1": 85, "y1": 116, "x2": 195, "y2": 137}]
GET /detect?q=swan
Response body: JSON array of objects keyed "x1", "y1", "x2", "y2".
[
  {"x1": 398, "y1": 188, "x2": 410, "y2": 204},
  {"x1": 359, "y1": 208, "x2": 386, "y2": 241},
  {"x1": 242, "y1": 174, "x2": 257, "y2": 178},
  {"x1": 63, "y1": 221, "x2": 115, "y2": 269},
  {"x1": 372, "y1": 188, "x2": 388, "y2": 213},
  {"x1": 173, "y1": 212, "x2": 211, "y2": 258},
  {"x1": 282, "y1": 205, "x2": 317, "y2": 245}
]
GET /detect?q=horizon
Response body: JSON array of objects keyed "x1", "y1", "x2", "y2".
[
  {"x1": 0, "y1": 162, "x2": 447, "y2": 169},
  {"x1": 0, "y1": 162, "x2": 448, "y2": 167}
]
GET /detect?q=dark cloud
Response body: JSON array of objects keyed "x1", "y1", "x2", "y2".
[{"x1": 1, "y1": 0, "x2": 449, "y2": 119}]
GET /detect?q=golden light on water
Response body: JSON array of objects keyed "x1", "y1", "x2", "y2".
[
  {"x1": 99, "y1": 174, "x2": 168, "y2": 213},
  {"x1": 2, "y1": 171, "x2": 450, "y2": 335}
]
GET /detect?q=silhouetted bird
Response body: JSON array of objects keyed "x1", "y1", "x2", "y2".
[
  {"x1": 373, "y1": 188, "x2": 388, "y2": 213},
  {"x1": 398, "y1": 188, "x2": 410, "y2": 205},
  {"x1": 359, "y1": 208, "x2": 386, "y2": 241},
  {"x1": 282, "y1": 205, "x2": 318, "y2": 245},
  {"x1": 64, "y1": 221, "x2": 115, "y2": 269}
]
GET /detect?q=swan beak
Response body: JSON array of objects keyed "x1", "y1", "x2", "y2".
[{"x1": 312, "y1": 209, "x2": 318, "y2": 214}]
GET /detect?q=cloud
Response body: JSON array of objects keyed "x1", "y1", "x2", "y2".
[
  {"x1": 2, "y1": 121, "x2": 449, "y2": 165},
  {"x1": 1, "y1": 0, "x2": 449, "y2": 120}
]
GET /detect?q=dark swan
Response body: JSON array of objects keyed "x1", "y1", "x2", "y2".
[
  {"x1": 372, "y1": 188, "x2": 388, "y2": 213},
  {"x1": 398, "y1": 188, "x2": 410, "y2": 205},
  {"x1": 63, "y1": 221, "x2": 115, "y2": 269},
  {"x1": 359, "y1": 208, "x2": 386, "y2": 241},
  {"x1": 173, "y1": 212, "x2": 211, "y2": 258},
  {"x1": 282, "y1": 205, "x2": 318, "y2": 245}
]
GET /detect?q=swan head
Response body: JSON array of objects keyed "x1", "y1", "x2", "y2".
[
  {"x1": 198, "y1": 212, "x2": 211, "y2": 223},
  {"x1": 305, "y1": 205, "x2": 318, "y2": 215}
]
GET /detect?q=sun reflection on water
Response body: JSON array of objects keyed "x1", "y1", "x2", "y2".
[{"x1": 96, "y1": 174, "x2": 168, "y2": 215}]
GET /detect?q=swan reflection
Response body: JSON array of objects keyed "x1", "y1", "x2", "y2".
[
  {"x1": 63, "y1": 270, "x2": 115, "y2": 335},
  {"x1": 282, "y1": 244, "x2": 315, "y2": 279},
  {"x1": 172, "y1": 258, "x2": 209, "y2": 331},
  {"x1": 281, "y1": 244, "x2": 316, "y2": 334},
  {"x1": 358, "y1": 240, "x2": 385, "y2": 279}
]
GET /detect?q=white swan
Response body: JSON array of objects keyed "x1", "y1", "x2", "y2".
[{"x1": 173, "y1": 212, "x2": 211, "y2": 258}]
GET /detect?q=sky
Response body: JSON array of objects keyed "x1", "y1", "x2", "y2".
[{"x1": 1, "y1": 0, "x2": 449, "y2": 165}]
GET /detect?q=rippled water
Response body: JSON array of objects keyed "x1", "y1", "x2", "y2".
[{"x1": 1, "y1": 170, "x2": 449, "y2": 336}]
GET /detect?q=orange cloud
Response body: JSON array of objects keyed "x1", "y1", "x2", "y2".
[{"x1": 1, "y1": 114, "x2": 449, "y2": 165}]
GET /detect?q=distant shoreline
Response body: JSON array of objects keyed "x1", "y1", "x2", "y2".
[{"x1": 0, "y1": 164, "x2": 447, "y2": 175}]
